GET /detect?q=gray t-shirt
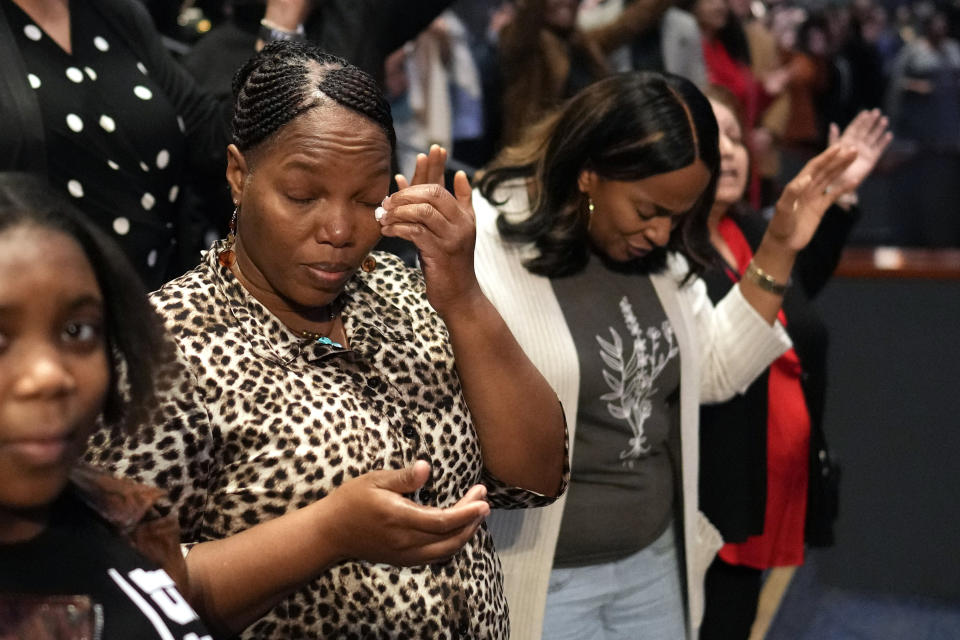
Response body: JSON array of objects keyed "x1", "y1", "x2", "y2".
[{"x1": 552, "y1": 254, "x2": 681, "y2": 568}]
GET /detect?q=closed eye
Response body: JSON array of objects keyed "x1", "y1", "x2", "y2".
[{"x1": 286, "y1": 194, "x2": 316, "y2": 205}]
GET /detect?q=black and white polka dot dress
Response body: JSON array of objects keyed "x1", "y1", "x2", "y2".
[{"x1": 4, "y1": 0, "x2": 189, "y2": 289}]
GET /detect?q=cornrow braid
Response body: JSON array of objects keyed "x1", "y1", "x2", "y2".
[{"x1": 231, "y1": 40, "x2": 396, "y2": 153}]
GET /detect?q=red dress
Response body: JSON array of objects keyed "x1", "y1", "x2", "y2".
[
  {"x1": 702, "y1": 37, "x2": 774, "y2": 208},
  {"x1": 715, "y1": 216, "x2": 810, "y2": 569}
]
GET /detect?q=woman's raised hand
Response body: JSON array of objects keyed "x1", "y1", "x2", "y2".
[
  {"x1": 379, "y1": 146, "x2": 480, "y2": 318},
  {"x1": 321, "y1": 460, "x2": 489, "y2": 566},
  {"x1": 827, "y1": 109, "x2": 893, "y2": 194},
  {"x1": 395, "y1": 144, "x2": 448, "y2": 189},
  {"x1": 765, "y1": 145, "x2": 858, "y2": 253}
]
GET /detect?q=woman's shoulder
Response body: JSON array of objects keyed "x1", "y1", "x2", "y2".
[{"x1": 148, "y1": 255, "x2": 221, "y2": 321}]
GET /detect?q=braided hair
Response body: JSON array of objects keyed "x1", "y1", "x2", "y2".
[{"x1": 231, "y1": 41, "x2": 396, "y2": 154}]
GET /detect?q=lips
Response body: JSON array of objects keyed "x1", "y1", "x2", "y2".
[
  {"x1": 626, "y1": 243, "x2": 650, "y2": 259},
  {"x1": 303, "y1": 262, "x2": 353, "y2": 287},
  {"x1": 1, "y1": 435, "x2": 74, "y2": 466}
]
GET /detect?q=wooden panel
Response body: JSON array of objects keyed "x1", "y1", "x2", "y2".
[{"x1": 835, "y1": 247, "x2": 960, "y2": 279}]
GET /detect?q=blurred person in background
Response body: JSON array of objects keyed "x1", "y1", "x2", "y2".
[
  {"x1": 0, "y1": 0, "x2": 239, "y2": 288},
  {"x1": 695, "y1": 0, "x2": 790, "y2": 206},
  {"x1": 886, "y1": 6, "x2": 960, "y2": 246},
  {"x1": 497, "y1": 0, "x2": 675, "y2": 145},
  {"x1": 729, "y1": 0, "x2": 786, "y2": 206},
  {"x1": 577, "y1": 0, "x2": 708, "y2": 87},
  {"x1": 698, "y1": 88, "x2": 891, "y2": 640},
  {"x1": 386, "y1": 11, "x2": 485, "y2": 180},
  {"x1": 777, "y1": 13, "x2": 833, "y2": 181},
  {"x1": 182, "y1": 0, "x2": 456, "y2": 100}
]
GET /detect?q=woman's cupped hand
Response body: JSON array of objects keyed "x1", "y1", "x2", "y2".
[
  {"x1": 378, "y1": 145, "x2": 482, "y2": 319},
  {"x1": 321, "y1": 460, "x2": 490, "y2": 566}
]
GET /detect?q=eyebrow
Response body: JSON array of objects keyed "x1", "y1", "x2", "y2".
[
  {"x1": 0, "y1": 295, "x2": 102, "y2": 317},
  {"x1": 66, "y1": 295, "x2": 104, "y2": 311},
  {"x1": 638, "y1": 203, "x2": 684, "y2": 219},
  {"x1": 281, "y1": 159, "x2": 391, "y2": 179},
  {"x1": 655, "y1": 204, "x2": 684, "y2": 217}
]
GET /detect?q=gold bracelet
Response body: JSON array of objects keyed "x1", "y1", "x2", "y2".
[{"x1": 745, "y1": 260, "x2": 789, "y2": 295}]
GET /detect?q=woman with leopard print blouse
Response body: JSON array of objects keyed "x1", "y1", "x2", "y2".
[{"x1": 87, "y1": 42, "x2": 568, "y2": 638}]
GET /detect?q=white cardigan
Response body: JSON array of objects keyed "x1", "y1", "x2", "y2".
[{"x1": 472, "y1": 186, "x2": 791, "y2": 640}]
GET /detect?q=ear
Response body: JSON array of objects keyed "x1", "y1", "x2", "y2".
[
  {"x1": 226, "y1": 144, "x2": 248, "y2": 204},
  {"x1": 577, "y1": 169, "x2": 597, "y2": 195}
]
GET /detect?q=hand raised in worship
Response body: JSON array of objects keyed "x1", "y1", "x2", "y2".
[
  {"x1": 396, "y1": 144, "x2": 448, "y2": 189},
  {"x1": 827, "y1": 109, "x2": 894, "y2": 194},
  {"x1": 765, "y1": 145, "x2": 858, "y2": 253},
  {"x1": 378, "y1": 147, "x2": 480, "y2": 319},
  {"x1": 321, "y1": 460, "x2": 489, "y2": 566}
]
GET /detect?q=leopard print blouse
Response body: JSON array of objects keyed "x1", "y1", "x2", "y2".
[{"x1": 88, "y1": 245, "x2": 565, "y2": 639}]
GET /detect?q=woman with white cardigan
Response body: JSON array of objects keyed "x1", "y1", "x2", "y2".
[{"x1": 472, "y1": 72, "x2": 857, "y2": 640}]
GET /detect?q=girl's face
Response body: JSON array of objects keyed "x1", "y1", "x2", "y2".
[
  {"x1": 580, "y1": 160, "x2": 711, "y2": 263},
  {"x1": 0, "y1": 225, "x2": 109, "y2": 518},
  {"x1": 711, "y1": 99, "x2": 750, "y2": 208}
]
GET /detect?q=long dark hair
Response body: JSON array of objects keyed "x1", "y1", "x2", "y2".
[
  {"x1": 0, "y1": 173, "x2": 167, "y2": 428},
  {"x1": 717, "y1": 14, "x2": 752, "y2": 66},
  {"x1": 477, "y1": 71, "x2": 720, "y2": 278}
]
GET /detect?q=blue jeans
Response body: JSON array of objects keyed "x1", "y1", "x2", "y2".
[{"x1": 541, "y1": 522, "x2": 686, "y2": 640}]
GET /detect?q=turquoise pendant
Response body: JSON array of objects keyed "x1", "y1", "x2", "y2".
[{"x1": 316, "y1": 336, "x2": 342, "y2": 348}]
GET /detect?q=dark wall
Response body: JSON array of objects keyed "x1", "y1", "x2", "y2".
[{"x1": 814, "y1": 277, "x2": 960, "y2": 601}]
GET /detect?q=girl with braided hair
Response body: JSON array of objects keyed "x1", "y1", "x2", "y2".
[{"x1": 88, "y1": 41, "x2": 567, "y2": 638}]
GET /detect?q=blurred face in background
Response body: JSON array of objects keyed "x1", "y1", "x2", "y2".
[
  {"x1": 927, "y1": 13, "x2": 949, "y2": 42},
  {"x1": 695, "y1": 0, "x2": 729, "y2": 35},
  {"x1": 710, "y1": 99, "x2": 750, "y2": 208},
  {"x1": 545, "y1": 0, "x2": 582, "y2": 33},
  {"x1": 805, "y1": 25, "x2": 830, "y2": 56},
  {"x1": 727, "y1": 0, "x2": 751, "y2": 20},
  {"x1": 772, "y1": 7, "x2": 802, "y2": 51}
]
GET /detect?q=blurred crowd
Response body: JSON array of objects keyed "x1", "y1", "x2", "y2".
[
  {"x1": 149, "y1": 0, "x2": 960, "y2": 246},
  {"x1": 0, "y1": 1, "x2": 939, "y2": 638}
]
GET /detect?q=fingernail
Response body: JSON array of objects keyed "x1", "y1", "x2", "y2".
[
  {"x1": 430, "y1": 144, "x2": 439, "y2": 152},
  {"x1": 375, "y1": 206, "x2": 386, "y2": 222}
]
